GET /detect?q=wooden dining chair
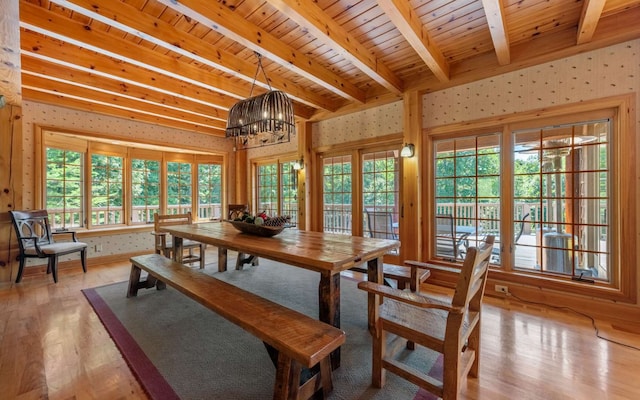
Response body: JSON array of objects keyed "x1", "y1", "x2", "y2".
[
  {"x1": 227, "y1": 204, "x2": 259, "y2": 269},
  {"x1": 153, "y1": 212, "x2": 205, "y2": 269},
  {"x1": 9, "y1": 209, "x2": 87, "y2": 283},
  {"x1": 358, "y1": 235, "x2": 495, "y2": 400}
]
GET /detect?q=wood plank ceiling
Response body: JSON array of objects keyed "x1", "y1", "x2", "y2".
[{"x1": 18, "y1": 0, "x2": 640, "y2": 136}]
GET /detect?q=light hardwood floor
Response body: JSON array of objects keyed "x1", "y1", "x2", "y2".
[{"x1": 1, "y1": 254, "x2": 640, "y2": 400}]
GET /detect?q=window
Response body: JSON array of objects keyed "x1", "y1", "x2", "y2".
[
  {"x1": 362, "y1": 150, "x2": 400, "y2": 253},
  {"x1": 513, "y1": 119, "x2": 611, "y2": 280},
  {"x1": 131, "y1": 158, "x2": 160, "y2": 224},
  {"x1": 434, "y1": 134, "x2": 501, "y2": 259},
  {"x1": 428, "y1": 98, "x2": 634, "y2": 299},
  {"x1": 167, "y1": 161, "x2": 193, "y2": 215},
  {"x1": 198, "y1": 163, "x2": 222, "y2": 220},
  {"x1": 45, "y1": 147, "x2": 84, "y2": 228},
  {"x1": 91, "y1": 153, "x2": 124, "y2": 226},
  {"x1": 280, "y1": 161, "x2": 298, "y2": 227},
  {"x1": 322, "y1": 155, "x2": 353, "y2": 235},
  {"x1": 254, "y1": 159, "x2": 299, "y2": 224},
  {"x1": 40, "y1": 129, "x2": 224, "y2": 230},
  {"x1": 256, "y1": 163, "x2": 278, "y2": 216}
]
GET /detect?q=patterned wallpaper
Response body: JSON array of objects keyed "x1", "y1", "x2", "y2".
[
  {"x1": 423, "y1": 39, "x2": 639, "y2": 128},
  {"x1": 20, "y1": 102, "x2": 233, "y2": 260},
  {"x1": 313, "y1": 101, "x2": 403, "y2": 147}
]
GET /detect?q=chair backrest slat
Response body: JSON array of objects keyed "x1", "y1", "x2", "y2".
[
  {"x1": 154, "y1": 213, "x2": 193, "y2": 232},
  {"x1": 450, "y1": 236, "x2": 495, "y2": 312},
  {"x1": 10, "y1": 210, "x2": 54, "y2": 249}
]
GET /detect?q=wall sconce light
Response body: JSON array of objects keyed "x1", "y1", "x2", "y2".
[
  {"x1": 400, "y1": 143, "x2": 415, "y2": 158},
  {"x1": 292, "y1": 158, "x2": 304, "y2": 170}
]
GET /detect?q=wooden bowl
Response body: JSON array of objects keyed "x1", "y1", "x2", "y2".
[{"x1": 227, "y1": 220, "x2": 285, "y2": 237}]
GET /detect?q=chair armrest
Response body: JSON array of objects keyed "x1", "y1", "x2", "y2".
[
  {"x1": 358, "y1": 281, "x2": 460, "y2": 313},
  {"x1": 405, "y1": 260, "x2": 459, "y2": 275},
  {"x1": 52, "y1": 231, "x2": 79, "y2": 242}
]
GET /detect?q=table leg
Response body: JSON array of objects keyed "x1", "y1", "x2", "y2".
[
  {"x1": 367, "y1": 257, "x2": 383, "y2": 335},
  {"x1": 319, "y1": 271, "x2": 341, "y2": 370},
  {"x1": 218, "y1": 247, "x2": 228, "y2": 272}
]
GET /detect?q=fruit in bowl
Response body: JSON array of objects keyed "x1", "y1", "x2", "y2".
[{"x1": 233, "y1": 211, "x2": 290, "y2": 227}]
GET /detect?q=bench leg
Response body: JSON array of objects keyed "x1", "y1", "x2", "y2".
[
  {"x1": 273, "y1": 353, "x2": 300, "y2": 400},
  {"x1": 127, "y1": 264, "x2": 166, "y2": 297},
  {"x1": 265, "y1": 343, "x2": 332, "y2": 400}
]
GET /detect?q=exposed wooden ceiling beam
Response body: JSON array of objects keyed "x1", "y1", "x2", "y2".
[
  {"x1": 20, "y1": 3, "x2": 253, "y2": 99},
  {"x1": 50, "y1": 0, "x2": 337, "y2": 112},
  {"x1": 376, "y1": 0, "x2": 450, "y2": 82},
  {"x1": 577, "y1": 0, "x2": 607, "y2": 45},
  {"x1": 481, "y1": 0, "x2": 511, "y2": 65},
  {"x1": 264, "y1": 0, "x2": 403, "y2": 95},
  {"x1": 20, "y1": 29, "x2": 237, "y2": 110},
  {"x1": 22, "y1": 88, "x2": 222, "y2": 135},
  {"x1": 22, "y1": 73, "x2": 226, "y2": 130},
  {"x1": 21, "y1": 54, "x2": 228, "y2": 122},
  {"x1": 407, "y1": 6, "x2": 640, "y2": 95},
  {"x1": 155, "y1": 0, "x2": 366, "y2": 103}
]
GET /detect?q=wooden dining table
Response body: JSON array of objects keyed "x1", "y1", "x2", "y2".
[{"x1": 160, "y1": 221, "x2": 400, "y2": 369}]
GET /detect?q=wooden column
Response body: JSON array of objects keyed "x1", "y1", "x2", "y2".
[
  {"x1": 401, "y1": 91, "x2": 422, "y2": 261},
  {"x1": 297, "y1": 121, "x2": 312, "y2": 231},
  {"x1": 234, "y1": 149, "x2": 248, "y2": 206},
  {"x1": 0, "y1": 0, "x2": 23, "y2": 283}
]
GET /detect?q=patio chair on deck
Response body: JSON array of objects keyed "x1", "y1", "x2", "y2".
[
  {"x1": 9, "y1": 209, "x2": 87, "y2": 283},
  {"x1": 228, "y1": 204, "x2": 259, "y2": 269},
  {"x1": 365, "y1": 210, "x2": 398, "y2": 240},
  {"x1": 436, "y1": 214, "x2": 468, "y2": 260},
  {"x1": 492, "y1": 213, "x2": 529, "y2": 263},
  {"x1": 350, "y1": 210, "x2": 430, "y2": 292}
]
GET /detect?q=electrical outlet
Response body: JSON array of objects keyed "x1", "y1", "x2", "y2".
[
  {"x1": 495, "y1": 284, "x2": 509, "y2": 294},
  {"x1": 95, "y1": 244, "x2": 103, "y2": 252}
]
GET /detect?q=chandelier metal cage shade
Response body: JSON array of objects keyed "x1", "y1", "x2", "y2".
[
  {"x1": 225, "y1": 90, "x2": 295, "y2": 149},
  {"x1": 225, "y1": 53, "x2": 296, "y2": 150}
]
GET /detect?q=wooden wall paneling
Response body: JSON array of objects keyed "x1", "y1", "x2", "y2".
[
  {"x1": 0, "y1": 0, "x2": 22, "y2": 283},
  {"x1": 0, "y1": 104, "x2": 23, "y2": 283}
]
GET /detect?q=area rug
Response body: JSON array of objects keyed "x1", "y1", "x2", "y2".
[{"x1": 83, "y1": 259, "x2": 442, "y2": 400}]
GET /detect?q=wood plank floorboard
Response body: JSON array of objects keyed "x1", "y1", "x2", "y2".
[{"x1": 1, "y1": 252, "x2": 639, "y2": 399}]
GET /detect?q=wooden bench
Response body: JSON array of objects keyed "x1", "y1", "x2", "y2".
[
  {"x1": 127, "y1": 254, "x2": 346, "y2": 400},
  {"x1": 350, "y1": 263, "x2": 431, "y2": 292}
]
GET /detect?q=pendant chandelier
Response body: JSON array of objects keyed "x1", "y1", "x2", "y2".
[{"x1": 225, "y1": 53, "x2": 295, "y2": 150}]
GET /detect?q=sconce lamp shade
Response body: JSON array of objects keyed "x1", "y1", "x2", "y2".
[
  {"x1": 400, "y1": 143, "x2": 415, "y2": 158},
  {"x1": 226, "y1": 90, "x2": 295, "y2": 149},
  {"x1": 292, "y1": 158, "x2": 304, "y2": 170}
]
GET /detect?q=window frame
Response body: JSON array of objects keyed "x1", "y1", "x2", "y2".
[
  {"x1": 424, "y1": 95, "x2": 636, "y2": 302},
  {"x1": 36, "y1": 127, "x2": 226, "y2": 231},
  {"x1": 251, "y1": 154, "x2": 300, "y2": 225},
  {"x1": 315, "y1": 134, "x2": 404, "y2": 263}
]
